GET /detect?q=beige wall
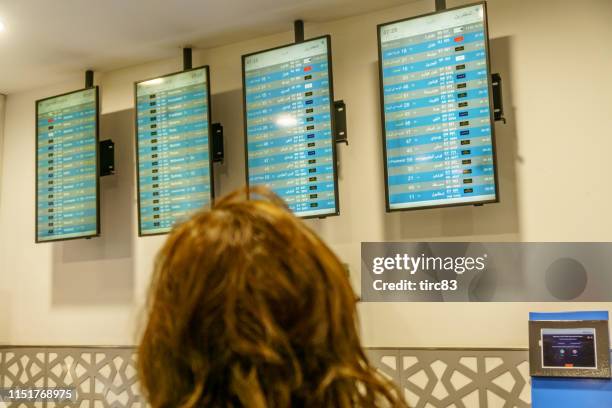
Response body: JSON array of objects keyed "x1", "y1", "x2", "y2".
[
  {"x1": 0, "y1": 94, "x2": 5, "y2": 210},
  {"x1": 1, "y1": 0, "x2": 611, "y2": 347}
]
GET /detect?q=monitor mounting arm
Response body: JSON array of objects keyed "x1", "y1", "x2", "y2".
[{"x1": 435, "y1": 0, "x2": 446, "y2": 11}]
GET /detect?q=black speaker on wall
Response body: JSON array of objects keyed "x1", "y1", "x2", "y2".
[
  {"x1": 333, "y1": 100, "x2": 348, "y2": 145},
  {"x1": 212, "y1": 123, "x2": 224, "y2": 163},
  {"x1": 99, "y1": 139, "x2": 115, "y2": 176}
]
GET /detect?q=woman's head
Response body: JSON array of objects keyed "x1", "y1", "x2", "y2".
[{"x1": 138, "y1": 187, "x2": 406, "y2": 408}]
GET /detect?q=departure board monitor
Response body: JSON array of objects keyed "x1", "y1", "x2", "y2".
[
  {"x1": 242, "y1": 36, "x2": 339, "y2": 218},
  {"x1": 135, "y1": 66, "x2": 213, "y2": 236},
  {"x1": 36, "y1": 88, "x2": 100, "y2": 242},
  {"x1": 378, "y1": 2, "x2": 499, "y2": 211}
]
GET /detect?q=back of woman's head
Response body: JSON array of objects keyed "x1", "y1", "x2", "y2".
[{"x1": 138, "y1": 187, "x2": 407, "y2": 408}]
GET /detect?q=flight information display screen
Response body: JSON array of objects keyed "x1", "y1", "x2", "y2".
[
  {"x1": 242, "y1": 36, "x2": 339, "y2": 218},
  {"x1": 36, "y1": 88, "x2": 99, "y2": 242},
  {"x1": 378, "y1": 3, "x2": 498, "y2": 211},
  {"x1": 135, "y1": 67, "x2": 213, "y2": 236}
]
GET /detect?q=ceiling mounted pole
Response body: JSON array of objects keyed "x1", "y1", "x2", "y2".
[
  {"x1": 435, "y1": 0, "x2": 447, "y2": 11},
  {"x1": 85, "y1": 70, "x2": 94, "y2": 88},
  {"x1": 294, "y1": 20, "x2": 304, "y2": 43},
  {"x1": 183, "y1": 47, "x2": 193, "y2": 71}
]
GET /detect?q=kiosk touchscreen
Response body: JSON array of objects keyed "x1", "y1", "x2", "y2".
[
  {"x1": 378, "y1": 2, "x2": 499, "y2": 211},
  {"x1": 242, "y1": 36, "x2": 339, "y2": 218},
  {"x1": 36, "y1": 87, "x2": 100, "y2": 242},
  {"x1": 135, "y1": 67, "x2": 213, "y2": 236},
  {"x1": 541, "y1": 328, "x2": 597, "y2": 370},
  {"x1": 529, "y1": 314, "x2": 610, "y2": 378}
]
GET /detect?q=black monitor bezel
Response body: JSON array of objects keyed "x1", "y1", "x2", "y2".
[
  {"x1": 133, "y1": 65, "x2": 215, "y2": 237},
  {"x1": 35, "y1": 86, "x2": 101, "y2": 243},
  {"x1": 241, "y1": 35, "x2": 340, "y2": 219},
  {"x1": 377, "y1": 1, "x2": 500, "y2": 213}
]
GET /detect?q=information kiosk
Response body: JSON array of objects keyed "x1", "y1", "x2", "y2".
[{"x1": 529, "y1": 311, "x2": 612, "y2": 407}]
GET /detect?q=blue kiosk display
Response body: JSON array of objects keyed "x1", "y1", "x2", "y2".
[{"x1": 529, "y1": 311, "x2": 612, "y2": 407}]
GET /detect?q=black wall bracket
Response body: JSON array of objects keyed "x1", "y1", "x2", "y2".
[
  {"x1": 212, "y1": 123, "x2": 224, "y2": 163},
  {"x1": 333, "y1": 100, "x2": 348, "y2": 145},
  {"x1": 491, "y1": 73, "x2": 506, "y2": 123},
  {"x1": 99, "y1": 140, "x2": 115, "y2": 177}
]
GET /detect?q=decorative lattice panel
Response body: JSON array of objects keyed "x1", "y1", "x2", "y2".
[
  {"x1": 0, "y1": 347, "x2": 145, "y2": 408},
  {"x1": 0, "y1": 347, "x2": 530, "y2": 408},
  {"x1": 366, "y1": 348, "x2": 531, "y2": 408}
]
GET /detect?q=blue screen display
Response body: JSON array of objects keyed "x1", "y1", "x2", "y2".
[
  {"x1": 243, "y1": 37, "x2": 338, "y2": 218},
  {"x1": 379, "y1": 4, "x2": 497, "y2": 210},
  {"x1": 136, "y1": 67, "x2": 212, "y2": 235},
  {"x1": 36, "y1": 88, "x2": 98, "y2": 242}
]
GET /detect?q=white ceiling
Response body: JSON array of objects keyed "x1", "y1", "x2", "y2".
[{"x1": 0, "y1": 0, "x2": 416, "y2": 95}]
